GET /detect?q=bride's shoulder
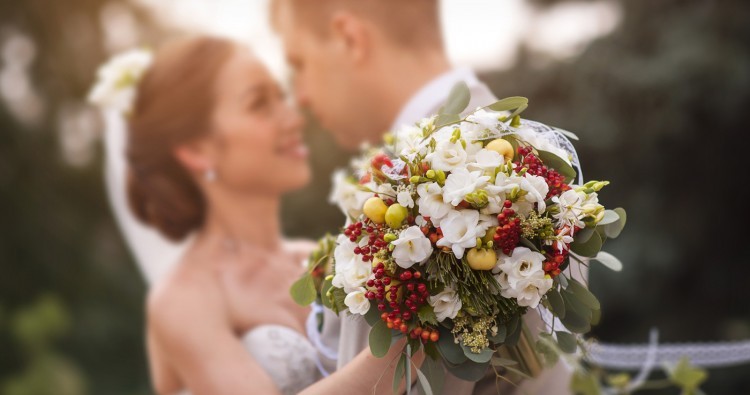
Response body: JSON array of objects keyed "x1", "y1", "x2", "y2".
[
  {"x1": 146, "y1": 258, "x2": 226, "y2": 335},
  {"x1": 283, "y1": 238, "x2": 318, "y2": 260}
]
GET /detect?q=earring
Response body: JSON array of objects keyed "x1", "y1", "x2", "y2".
[{"x1": 204, "y1": 168, "x2": 217, "y2": 182}]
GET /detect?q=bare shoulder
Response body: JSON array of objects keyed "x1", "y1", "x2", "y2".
[
  {"x1": 147, "y1": 259, "x2": 226, "y2": 341},
  {"x1": 283, "y1": 238, "x2": 318, "y2": 258}
]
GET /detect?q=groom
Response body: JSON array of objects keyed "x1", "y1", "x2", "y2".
[{"x1": 273, "y1": 1, "x2": 574, "y2": 393}]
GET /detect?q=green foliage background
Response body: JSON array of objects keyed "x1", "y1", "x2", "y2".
[{"x1": 1, "y1": 0, "x2": 748, "y2": 394}]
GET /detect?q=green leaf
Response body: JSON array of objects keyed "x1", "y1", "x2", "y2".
[
  {"x1": 571, "y1": 371, "x2": 603, "y2": 395},
  {"x1": 487, "y1": 96, "x2": 529, "y2": 113},
  {"x1": 444, "y1": 359, "x2": 491, "y2": 382},
  {"x1": 666, "y1": 357, "x2": 708, "y2": 393},
  {"x1": 568, "y1": 279, "x2": 600, "y2": 310},
  {"x1": 597, "y1": 210, "x2": 620, "y2": 226},
  {"x1": 489, "y1": 324, "x2": 507, "y2": 344},
  {"x1": 556, "y1": 273, "x2": 569, "y2": 289},
  {"x1": 555, "y1": 331, "x2": 578, "y2": 354},
  {"x1": 415, "y1": 362, "x2": 434, "y2": 395},
  {"x1": 368, "y1": 320, "x2": 392, "y2": 358},
  {"x1": 570, "y1": 229, "x2": 602, "y2": 258},
  {"x1": 393, "y1": 353, "x2": 406, "y2": 394},
  {"x1": 574, "y1": 227, "x2": 595, "y2": 244},
  {"x1": 559, "y1": 296, "x2": 592, "y2": 334},
  {"x1": 423, "y1": 341, "x2": 440, "y2": 360},
  {"x1": 435, "y1": 113, "x2": 461, "y2": 127},
  {"x1": 547, "y1": 288, "x2": 566, "y2": 319},
  {"x1": 461, "y1": 344, "x2": 494, "y2": 363},
  {"x1": 554, "y1": 127, "x2": 580, "y2": 141},
  {"x1": 603, "y1": 207, "x2": 627, "y2": 239},
  {"x1": 439, "y1": 81, "x2": 471, "y2": 115},
  {"x1": 417, "y1": 305, "x2": 438, "y2": 326},
  {"x1": 419, "y1": 356, "x2": 444, "y2": 395},
  {"x1": 364, "y1": 303, "x2": 382, "y2": 326},
  {"x1": 535, "y1": 336, "x2": 560, "y2": 366},
  {"x1": 519, "y1": 237, "x2": 540, "y2": 252},
  {"x1": 437, "y1": 326, "x2": 467, "y2": 364},
  {"x1": 591, "y1": 308, "x2": 601, "y2": 326},
  {"x1": 320, "y1": 276, "x2": 334, "y2": 309},
  {"x1": 290, "y1": 273, "x2": 316, "y2": 306},
  {"x1": 537, "y1": 150, "x2": 576, "y2": 183},
  {"x1": 504, "y1": 317, "x2": 522, "y2": 347},
  {"x1": 593, "y1": 251, "x2": 623, "y2": 272}
]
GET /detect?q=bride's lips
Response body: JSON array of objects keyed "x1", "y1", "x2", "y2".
[{"x1": 276, "y1": 135, "x2": 309, "y2": 161}]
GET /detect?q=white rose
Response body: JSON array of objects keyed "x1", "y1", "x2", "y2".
[
  {"x1": 391, "y1": 226, "x2": 433, "y2": 268},
  {"x1": 495, "y1": 247, "x2": 546, "y2": 283},
  {"x1": 393, "y1": 125, "x2": 427, "y2": 158},
  {"x1": 436, "y1": 210, "x2": 484, "y2": 259},
  {"x1": 468, "y1": 149, "x2": 505, "y2": 175},
  {"x1": 512, "y1": 275, "x2": 553, "y2": 308},
  {"x1": 397, "y1": 191, "x2": 415, "y2": 208},
  {"x1": 344, "y1": 287, "x2": 371, "y2": 315},
  {"x1": 442, "y1": 168, "x2": 490, "y2": 207},
  {"x1": 329, "y1": 170, "x2": 374, "y2": 219},
  {"x1": 429, "y1": 287, "x2": 462, "y2": 322},
  {"x1": 417, "y1": 183, "x2": 453, "y2": 226},
  {"x1": 427, "y1": 139, "x2": 467, "y2": 172},
  {"x1": 332, "y1": 235, "x2": 372, "y2": 292},
  {"x1": 520, "y1": 174, "x2": 550, "y2": 214}
]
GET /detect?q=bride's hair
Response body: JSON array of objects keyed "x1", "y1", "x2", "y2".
[{"x1": 126, "y1": 36, "x2": 235, "y2": 241}]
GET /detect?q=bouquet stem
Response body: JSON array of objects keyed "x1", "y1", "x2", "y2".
[{"x1": 497, "y1": 324, "x2": 543, "y2": 379}]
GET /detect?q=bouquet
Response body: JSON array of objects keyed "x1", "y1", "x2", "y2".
[{"x1": 292, "y1": 82, "x2": 627, "y2": 393}]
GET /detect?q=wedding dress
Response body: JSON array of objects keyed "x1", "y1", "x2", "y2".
[{"x1": 178, "y1": 324, "x2": 322, "y2": 395}]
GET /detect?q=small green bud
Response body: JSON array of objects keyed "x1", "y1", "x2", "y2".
[
  {"x1": 409, "y1": 175, "x2": 421, "y2": 184},
  {"x1": 384, "y1": 233, "x2": 397, "y2": 243},
  {"x1": 426, "y1": 170, "x2": 436, "y2": 179}
]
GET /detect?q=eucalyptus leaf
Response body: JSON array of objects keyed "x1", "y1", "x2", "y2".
[
  {"x1": 487, "y1": 96, "x2": 529, "y2": 113},
  {"x1": 519, "y1": 237, "x2": 540, "y2": 252},
  {"x1": 290, "y1": 274, "x2": 316, "y2": 306},
  {"x1": 461, "y1": 344, "x2": 494, "y2": 363},
  {"x1": 554, "y1": 127, "x2": 580, "y2": 141},
  {"x1": 555, "y1": 331, "x2": 578, "y2": 354},
  {"x1": 593, "y1": 251, "x2": 623, "y2": 272},
  {"x1": 435, "y1": 113, "x2": 461, "y2": 127},
  {"x1": 414, "y1": 364, "x2": 434, "y2": 395},
  {"x1": 535, "y1": 337, "x2": 560, "y2": 367},
  {"x1": 439, "y1": 81, "x2": 470, "y2": 115},
  {"x1": 445, "y1": 359, "x2": 491, "y2": 382},
  {"x1": 603, "y1": 207, "x2": 627, "y2": 239},
  {"x1": 393, "y1": 354, "x2": 406, "y2": 394},
  {"x1": 666, "y1": 357, "x2": 708, "y2": 393},
  {"x1": 559, "y1": 296, "x2": 592, "y2": 334},
  {"x1": 537, "y1": 150, "x2": 576, "y2": 183},
  {"x1": 368, "y1": 320, "x2": 392, "y2": 358},
  {"x1": 570, "y1": 230, "x2": 602, "y2": 258},
  {"x1": 597, "y1": 210, "x2": 621, "y2": 226},
  {"x1": 364, "y1": 303, "x2": 382, "y2": 326},
  {"x1": 320, "y1": 276, "x2": 333, "y2": 309},
  {"x1": 437, "y1": 326, "x2": 467, "y2": 364},
  {"x1": 568, "y1": 279, "x2": 600, "y2": 310},
  {"x1": 556, "y1": 274, "x2": 569, "y2": 289},
  {"x1": 591, "y1": 308, "x2": 601, "y2": 326},
  {"x1": 547, "y1": 288, "x2": 566, "y2": 319},
  {"x1": 561, "y1": 289, "x2": 592, "y2": 318},
  {"x1": 504, "y1": 317, "x2": 522, "y2": 347},
  {"x1": 574, "y1": 227, "x2": 595, "y2": 244},
  {"x1": 419, "y1": 357, "x2": 444, "y2": 395}
]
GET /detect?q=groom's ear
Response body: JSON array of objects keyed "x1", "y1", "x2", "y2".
[{"x1": 329, "y1": 11, "x2": 370, "y2": 65}]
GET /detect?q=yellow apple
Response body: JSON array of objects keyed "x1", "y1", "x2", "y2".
[
  {"x1": 385, "y1": 204, "x2": 409, "y2": 229},
  {"x1": 363, "y1": 197, "x2": 387, "y2": 224},
  {"x1": 466, "y1": 248, "x2": 497, "y2": 271},
  {"x1": 485, "y1": 139, "x2": 515, "y2": 162}
]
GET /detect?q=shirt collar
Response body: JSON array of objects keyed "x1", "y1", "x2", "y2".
[{"x1": 390, "y1": 67, "x2": 481, "y2": 131}]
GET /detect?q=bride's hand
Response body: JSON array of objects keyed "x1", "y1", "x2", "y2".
[{"x1": 299, "y1": 337, "x2": 425, "y2": 395}]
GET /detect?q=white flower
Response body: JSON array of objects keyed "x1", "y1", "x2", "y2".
[
  {"x1": 512, "y1": 276, "x2": 553, "y2": 308},
  {"x1": 442, "y1": 168, "x2": 490, "y2": 207},
  {"x1": 344, "y1": 287, "x2": 371, "y2": 315},
  {"x1": 493, "y1": 247, "x2": 551, "y2": 308},
  {"x1": 468, "y1": 149, "x2": 505, "y2": 175},
  {"x1": 551, "y1": 189, "x2": 588, "y2": 229},
  {"x1": 486, "y1": 172, "x2": 524, "y2": 198},
  {"x1": 329, "y1": 170, "x2": 374, "y2": 219},
  {"x1": 429, "y1": 287, "x2": 462, "y2": 322},
  {"x1": 462, "y1": 109, "x2": 509, "y2": 141},
  {"x1": 88, "y1": 49, "x2": 153, "y2": 114},
  {"x1": 397, "y1": 191, "x2": 415, "y2": 208},
  {"x1": 436, "y1": 210, "x2": 486, "y2": 259},
  {"x1": 427, "y1": 139, "x2": 467, "y2": 172},
  {"x1": 391, "y1": 226, "x2": 433, "y2": 268},
  {"x1": 393, "y1": 125, "x2": 427, "y2": 158},
  {"x1": 520, "y1": 174, "x2": 550, "y2": 214},
  {"x1": 417, "y1": 183, "x2": 453, "y2": 226},
  {"x1": 376, "y1": 183, "x2": 397, "y2": 198},
  {"x1": 332, "y1": 235, "x2": 371, "y2": 293},
  {"x1": 514, "y1": 127, "x2": 572, "y2": 166}
]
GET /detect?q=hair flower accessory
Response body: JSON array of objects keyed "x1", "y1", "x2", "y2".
[{"x1": 88, "y1": 48, "x2": 153, "y2": 115}]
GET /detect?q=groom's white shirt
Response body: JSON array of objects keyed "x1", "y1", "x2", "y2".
[{"x1": 325, "y1": 67, "x2": 574, "y2": 395}]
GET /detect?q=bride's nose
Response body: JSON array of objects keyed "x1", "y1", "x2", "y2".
[{"x1": 280, "y1": 102, "x2": 305, "y2": 132}]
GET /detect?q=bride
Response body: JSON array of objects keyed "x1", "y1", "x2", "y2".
[{"x1": 120, "y1": 36, "x2": 414, "y2": 395}]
